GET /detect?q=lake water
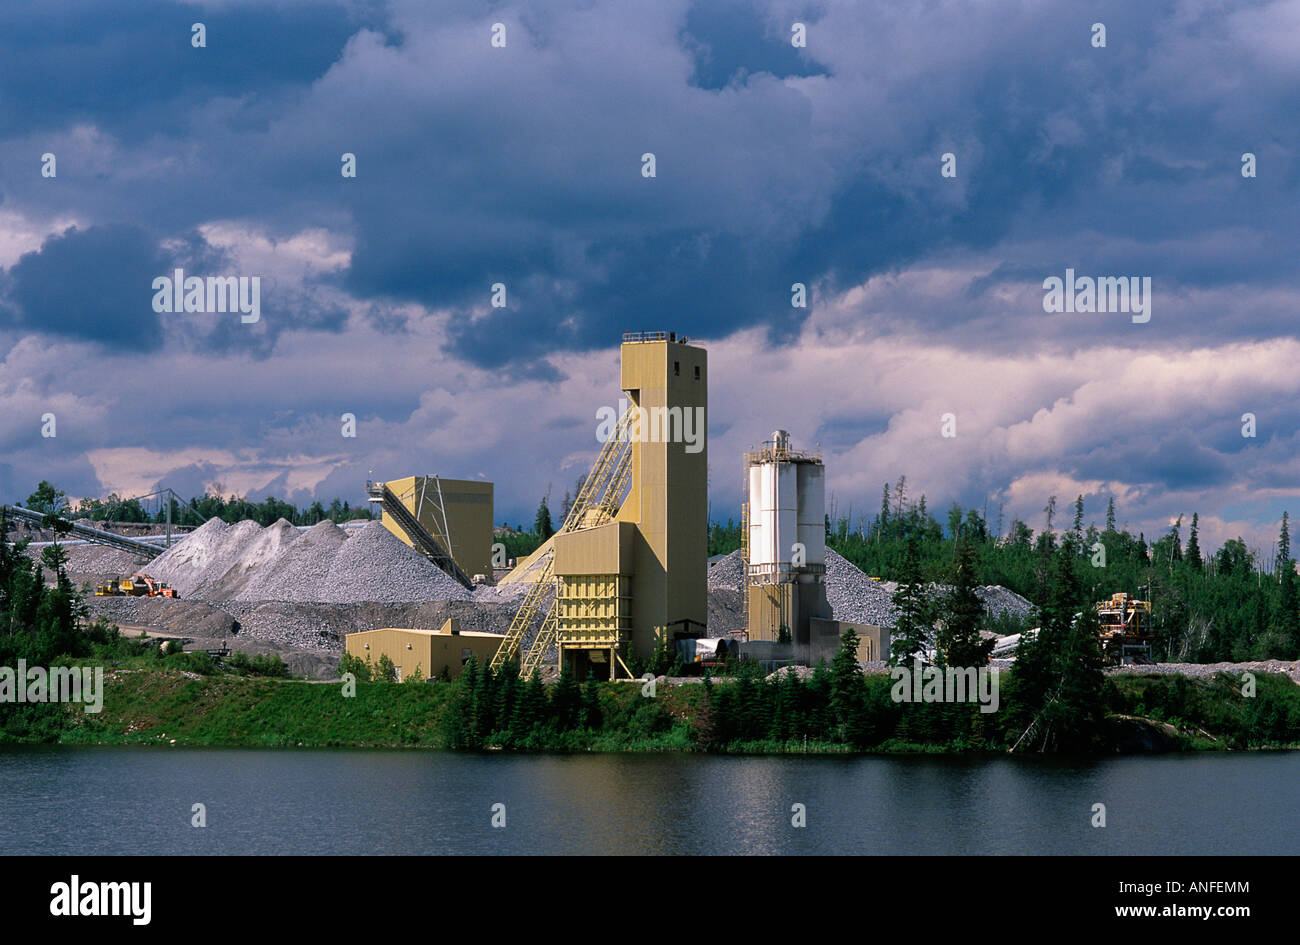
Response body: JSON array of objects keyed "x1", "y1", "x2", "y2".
[{"x1": 1, "y1": 747, "x2": 1295, "y2": 855}]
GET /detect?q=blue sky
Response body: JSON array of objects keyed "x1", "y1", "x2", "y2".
[{"x1": 1, "y1": 0, "x2": 1298, "y2": 555}]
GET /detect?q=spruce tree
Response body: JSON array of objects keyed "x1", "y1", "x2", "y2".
[
  {"x1": 511, "y1": 669, "x2": 548, "y2": 744},
  {"x1": 1275, "y1": 513, "x2": 1299, "y2": 652},
  {"x1": 552, "y1": 667, "x2": 581, "y2": 730},
  {"x1": 1185, "y1": 513, "x2": 1203, "y2": 571},
  {"x1": 889, "y1": 536, "x2": 930, "y2": 665},
  {"x1": 938, "y1": 539, "x2": 992, "y2": 667},
  {"x1": 878, "y1": 483, "x2": 891, "y2": 540},
  {"x1": 830, "y1": 627, "x2": 863, "y2": 726},
  {"x1": 534, "y1": 494, "x2": 554, "y2": 539},
  {"x1": 580, "y1": 672, "x2": 602, "y2": 729},
  {"x1": 1009, "y1": 547, "x2": 1104, "y2": 752}
]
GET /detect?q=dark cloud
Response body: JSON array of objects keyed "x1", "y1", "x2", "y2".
[
  {"x1": 1075, "y1": 435, "x2": 1235, "y2": 491},
  {"x1": 0, "y1": 0, "x2": 386, "y2": 139},
  {"x1": 0, "y1": 0, "x2": 1297, "y2": 537},
  {"x1": 681, "y1": 0, "x2": 828, "y2": 89},
  {"x1": 5, "y1": 224, "x2": 166, "y2": 348}
]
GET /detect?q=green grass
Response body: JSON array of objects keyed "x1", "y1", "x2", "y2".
[{"x1": 6, "y1": 663, "x2": 1299, "y2": 753}]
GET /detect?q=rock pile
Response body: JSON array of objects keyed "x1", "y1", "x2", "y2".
[
  {"x1": 144, "y1": 518, "x2": 474, "y2": 604},
  {"x1": 824, "y1": 549, "x2": 899, "y2": 626}
]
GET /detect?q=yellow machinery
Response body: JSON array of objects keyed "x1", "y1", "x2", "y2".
[
  {"x1": 1095, "y1": 592, "x2": 1152, "y2": 662},
  {"x1": 95, "y1": 574, "x2": 178, "y2": 598}
]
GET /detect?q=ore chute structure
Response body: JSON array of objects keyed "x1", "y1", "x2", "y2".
[
  {"x1": 365, "y1": 478, "x2": 475, "y2": 590},
  {"x1": 493, "y1": 331, "x2": 709, "y2": 681},
  {"x1": 491, "y1": 406, "x2": 637, "y2": 675},
  {"x1": 549, "y1": 332, "x2": 709, "y2": 681}
]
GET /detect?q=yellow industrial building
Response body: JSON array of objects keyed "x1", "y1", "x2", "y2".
[
  {"x1": 493, "y1": 331, "x2": 708, "y2": 679},
  {"x1": 354, "y1": 332, "x2": 874, "y2": 681},
  {"x1": 367, "y1": 475, "x2": 494, "y2": 584},
  {"x1": 345, "y1": 619, "x2": 502, "y2": 681}
]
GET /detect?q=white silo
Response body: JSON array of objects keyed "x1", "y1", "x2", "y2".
[{"x1": 742, "y1": 431, "x2": 830, "y2": 646}]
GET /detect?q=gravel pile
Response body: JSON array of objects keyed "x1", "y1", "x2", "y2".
[
  {"x1": 204, "y1": 518, "x2": 298, "y2": 599},
  {"x1": 320, "y1": 521, "x2": 473, "y2": 604},
  {"x1": 975, "y1": 585, "x2": 1036, "y2": 621},
  {"x1": 86, "y1": 596, "x2": 239, "y2": 638},
  {"x1": 146, "y1": 517, "x2": 232, "y2": 594},
  {"x1": 235, "y1": 520, "x2": 350, "y2": 601},
  {"x1": 707, "y1": 551, "x2": 745, "y2": 592},
  {"x1": 473, "y1": 579, "x2": 537, "y2": 605},
  {"x1": 26, "y1": 543, "x2": 143, "y2": 577},
  {"x1": 140, "y1": 517, "x2": 478, "y2": 605},
  {"x1": 825, "y1": 549, "x2": 899, "y2": 627}
]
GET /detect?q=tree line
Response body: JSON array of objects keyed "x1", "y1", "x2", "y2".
[
  {"x1": 713, "y1": 476, "x2": 1300, "y2": 662},
  {"x1": 18, "y1": 480, "x2": 374, "y2": 529}
]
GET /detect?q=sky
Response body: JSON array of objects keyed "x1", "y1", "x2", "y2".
[{"x1": 1, "y1": 0, "x2": 1298, "y2": 558}]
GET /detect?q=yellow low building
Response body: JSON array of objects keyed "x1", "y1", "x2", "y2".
[{"x1": 345, "y1": 619, "x2": 503, "y2": 681}]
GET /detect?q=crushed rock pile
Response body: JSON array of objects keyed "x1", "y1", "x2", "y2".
[
  {"x1": 145, "y1": 518, "x2": 474, "y2": 604},
  {"x1": 706, "y1": 548, "x2": 1034, "y2": 633},
  {"x1": 824, "y1": 549, "x2": 900, "y2": 627},
  {"x1": 707, "y1": 551, "x2": 746, "y2": 592}
]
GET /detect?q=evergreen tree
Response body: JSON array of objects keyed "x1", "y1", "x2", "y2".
[
  {"x1": 1045, "y1": 600, "x2": 1107, "y2": 751},
  {"x1": 938, "y1": 539, "x2": 993, "y2": 667},
  {"x1": 806, "y1": 662, "x2": 834, "y2": 739},
  {"x1": 878, "y1": 483, "x2": 891, "y2": 539},
  {"x1": 1009, "y1": 547, "x2": 1105, "y2": 751},
  {"x1": 534, "y1": 493, "x2": 555, "y2": 539},
  {"x1": 580, "y1": 673, "x2": 602, "y2": 729},
  {"x1": 493, "y1": 667, "x2": 519, "y2": 738},
  {"x1": 1275, "y1": 513, "x2": 1299, "y2": 652},
  {"x1": 830, "y1": 627, "x2": 863, "y2": 726},
  {"x1": 772, "y1": 669, "x2": 804, "y2": 741},
  {"x1": 1068, "y1": 495, "x2": 1085, "y2": 553},
  {"x1": 1185, "y1": 513, "x2": 1203, "y2": 571},
  {"x1": 510, "y1": 669, "x2": 548, "y2": 743},
  {"x1": 1105, "y1": 497, "x2": 1116, "y2": 533},
  {"x1": 889, "y1": 537, "x2": 930, "y2": 665},
  {"x1": 552, "y1": 667, "x2": 582, "y2": 730}
]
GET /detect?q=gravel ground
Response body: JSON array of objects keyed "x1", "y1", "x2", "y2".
[{"x1": 1105, "y1": 659, "x2": 1300, "y2": 685}]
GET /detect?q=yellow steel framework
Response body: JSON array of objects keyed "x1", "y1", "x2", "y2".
[{"x1": 490, "y1": 408, "x2": 636, "y2": 676}]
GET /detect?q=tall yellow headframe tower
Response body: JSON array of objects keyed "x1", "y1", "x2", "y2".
[{"x1": 550, "y1": 331, "x2": 708, "y2": 679}]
